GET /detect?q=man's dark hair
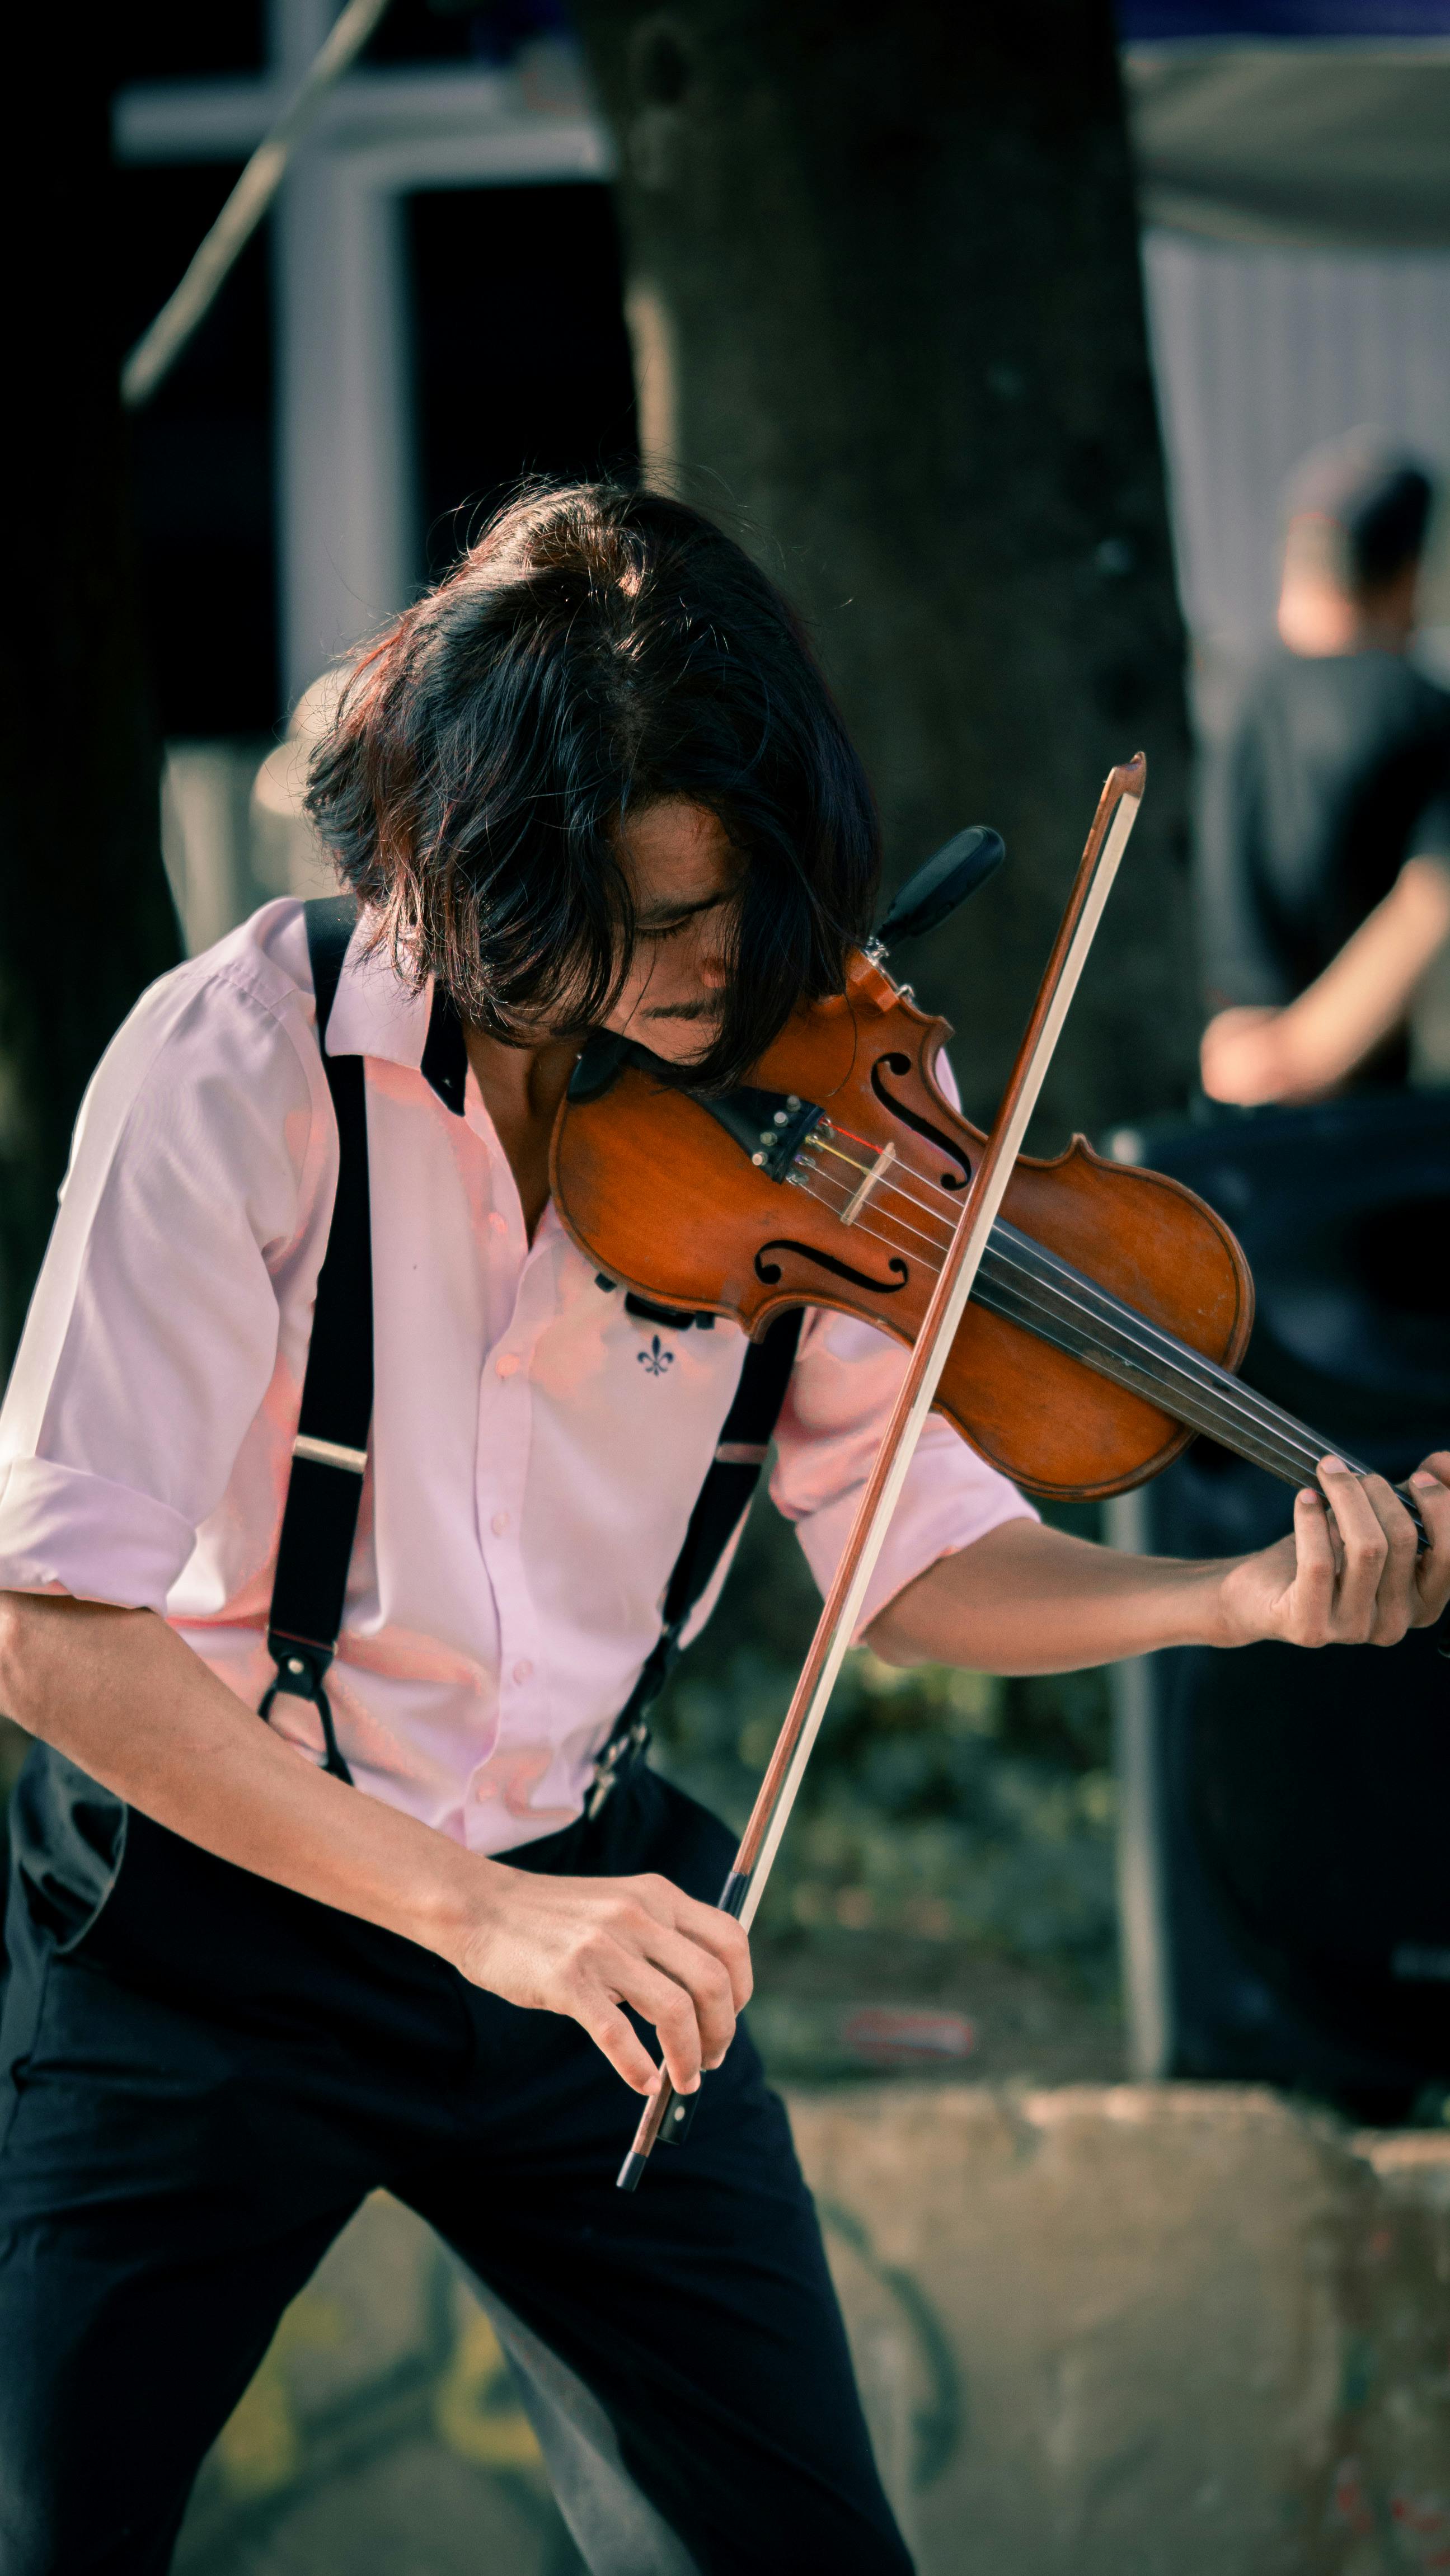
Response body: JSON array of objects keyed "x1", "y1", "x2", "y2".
[
  {"x1": 1284, "y1": 431, "x2": 1436, "y2": 598},
  {"x1": 304, "y1": 483, "x2": 879, "y2": 1090}
]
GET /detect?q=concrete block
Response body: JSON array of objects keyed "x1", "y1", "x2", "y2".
[
  {"x1": 173, "y1": 2085, "x2": 1450, "y2": 2574},
  {"x1": 794, "y1": 2085, "x2": 1450, "y2": 2575},
  {"x1": 174, "y1": 2193, "x2": 581, "y2": 2574}
]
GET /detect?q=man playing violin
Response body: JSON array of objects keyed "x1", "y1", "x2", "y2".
[{"x1": 2, "y1": 485, "x2": 1447, "y2": 2576}]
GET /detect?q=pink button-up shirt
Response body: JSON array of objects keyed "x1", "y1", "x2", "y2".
[{"x1": 0, "y1": 901, "x2": 1035, "y2": 1856}]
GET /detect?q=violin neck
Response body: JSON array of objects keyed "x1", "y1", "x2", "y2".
[{"x1": 976, "y1": 1217, "x2": 1360, "y2": 1495}]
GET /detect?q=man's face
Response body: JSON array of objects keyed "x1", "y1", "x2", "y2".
[{"x1": 601, "y1": 799, "x2": 741, "y2": 1067}]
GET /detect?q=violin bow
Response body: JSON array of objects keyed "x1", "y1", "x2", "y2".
[{"x1": 617, "y1": 752, "x2": 1147, "y2": 2191}]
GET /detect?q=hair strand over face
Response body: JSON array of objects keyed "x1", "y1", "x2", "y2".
[{"x1": 304, "y1": 482, "x2": 881, "y2": 1090}]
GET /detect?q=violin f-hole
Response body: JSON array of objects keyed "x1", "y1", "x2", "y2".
[
  {"x1": 755, "y1": 1240, "x2": 909, "y2": 1294},
  {"x1": 870, "y1": 1055, "x2": 971, "y2": 1190}
]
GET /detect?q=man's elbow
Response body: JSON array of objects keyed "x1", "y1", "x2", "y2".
[
  {"x1": 0, "y1": 1590, "x2": 138, "y2": 1740},
  {"x1": 0, "y1": 1590, "x2": 51, "y2": 1734},
  {"x1": 861, "y1": 1552, "x2": 972, "y2": 1668},
  {"x1": 860, "y1": 1600, "x2": 931, "y2": 1668}
]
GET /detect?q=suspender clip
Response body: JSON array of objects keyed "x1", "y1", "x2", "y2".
[
  {"x1": 260, "y1": 1631, "x2": 353, "y2": 1784},
  {"x1": 585, "y1": 1715, "x2": 653, "y2": 1821}
]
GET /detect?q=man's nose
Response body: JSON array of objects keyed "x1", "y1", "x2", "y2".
[{"x1": 700, "y1": 954, "x2": 729, "y2": 990}]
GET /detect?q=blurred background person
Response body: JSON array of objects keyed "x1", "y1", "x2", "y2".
[{"x1": 1198, "y1": 433, "x2": 1450, "y2": 1107}]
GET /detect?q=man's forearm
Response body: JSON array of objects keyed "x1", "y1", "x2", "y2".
[
  {"x1": 0, "y1": 1593, "x2": 480, "y2": 1957},
  {"x1": 0, "y1": 1590, "x2": 755, "y2": 2099},
  {"x1": 1200, "y1": 855, "x2": 1450, "y2": 1106},
  {"x1": 866, "y1": 1518, "x2": 1232, "y2": 1674}
]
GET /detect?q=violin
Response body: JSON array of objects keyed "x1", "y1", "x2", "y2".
[
  {"x1": 554, "y1": 825, "x2": 1387, "y2": 1520},
  {"x1": 556, "y1": 754, "x2": 1429, "y2": 2189}
]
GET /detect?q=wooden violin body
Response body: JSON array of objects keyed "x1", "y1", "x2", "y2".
[{"x1": 552, "y1": 949, "x2": 1255, "y2": 1503}]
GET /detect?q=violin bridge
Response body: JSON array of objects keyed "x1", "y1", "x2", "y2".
[{"x1": 841, "y1": 1141, "x2": 896, "y2": 1228}]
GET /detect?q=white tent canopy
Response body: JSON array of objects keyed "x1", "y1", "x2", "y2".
[
  {"x1": 1125, "y1": 39, "x2": 1450, "y2": 250},
  {"x1": 1124, "y1": 36, "x2": 1450, "y2": 682}
]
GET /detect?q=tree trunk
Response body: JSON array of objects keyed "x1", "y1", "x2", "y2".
[
  {"x1": 573, "y1": 0, "x2": 1195, "y2": 1141},
  {"x1": 0, "y1": 39, "x2": 180, "y2": 1364}
]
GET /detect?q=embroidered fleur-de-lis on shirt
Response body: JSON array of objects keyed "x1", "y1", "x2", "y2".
[{"x1": 637, "y1": 1334, "x2": 674, "y2": 1378}]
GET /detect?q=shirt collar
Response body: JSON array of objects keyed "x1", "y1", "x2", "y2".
[{"x1": 323, "y1": 918, "x2": 468, "y2": 1116}]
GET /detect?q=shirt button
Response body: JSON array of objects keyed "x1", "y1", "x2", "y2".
[
  {"x1": 513, "y1": 1658, "x2": 533, "y2": 1684},
  {"x1": 489, "y1": 1210, "x2": 508, "y2": 1235},
  {"x1": 491, "y1": 1510, "x2": 509, "y2": 1536},
  {"x1": 495, "y1": 1351, "x2": 521, "y2": 1378}
]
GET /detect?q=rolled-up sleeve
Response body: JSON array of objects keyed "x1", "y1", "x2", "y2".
[
  {"x1": 0, "y1": 958, "x2": 319, "y2": 1613},
  {"x1": 771, "y1": 1304, "x2": 1038, "y2": 1639}
]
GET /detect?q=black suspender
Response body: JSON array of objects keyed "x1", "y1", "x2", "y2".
[
  {"x1": 259, "y1": 897, "x2": 373, "y2": 1783},
  {"x1": 260, "y1": 901, "x2": 801, "y2": 1807}
]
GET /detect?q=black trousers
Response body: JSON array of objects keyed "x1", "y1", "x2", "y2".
[{"x1": 0, "y1": 1749, "x2": 911, "y2": 2576}]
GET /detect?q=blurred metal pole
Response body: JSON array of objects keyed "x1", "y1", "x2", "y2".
[
  {"x1": 1106, "y1": 1485, "x2": 1175, "y2": 2079},
  {"x1": 274, "y1": 154, "x2": 415, "y2": 701},
  {"x1": 120, "y1": 0, "x2": 393, "y2": 409}
]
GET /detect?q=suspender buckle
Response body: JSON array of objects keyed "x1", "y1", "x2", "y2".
[
  {"x1": 585, "y1": 1716, "x2": 653, "y2": 1820},
  {"x1": 291, "y1": 1432, "x2": 368, "y2": 1475}
]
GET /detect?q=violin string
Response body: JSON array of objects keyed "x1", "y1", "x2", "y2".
[
  {"x1": 798, "y1": 1124, "x2": 1345, "y2": 1479},
  {"x1": 974, "y1": 1264, "x2": 1326, "y2": 1486},
  {"x1": 794, "y1": 1148, "x2": 956, "y2": 1260},
  {"x1": 789, "y1": 1162, "x2": 1326, "y2": 1491},
  {"x1": 809, "y1": 1131, "x2": 959, "y2": 1239},
  {"x1": 978, "y1": 1224, "x2": 1335, "y2": 1482},
  {"x1": 820, "y1": 1120, "x2": 968, "y2": 1225},
  {"x1": 813, "y1": 1155, "x2": 1339, "y2": 1488},
  {"x1": 785, "y1": 1153, "x2": 1336, "y2": 1491}
]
